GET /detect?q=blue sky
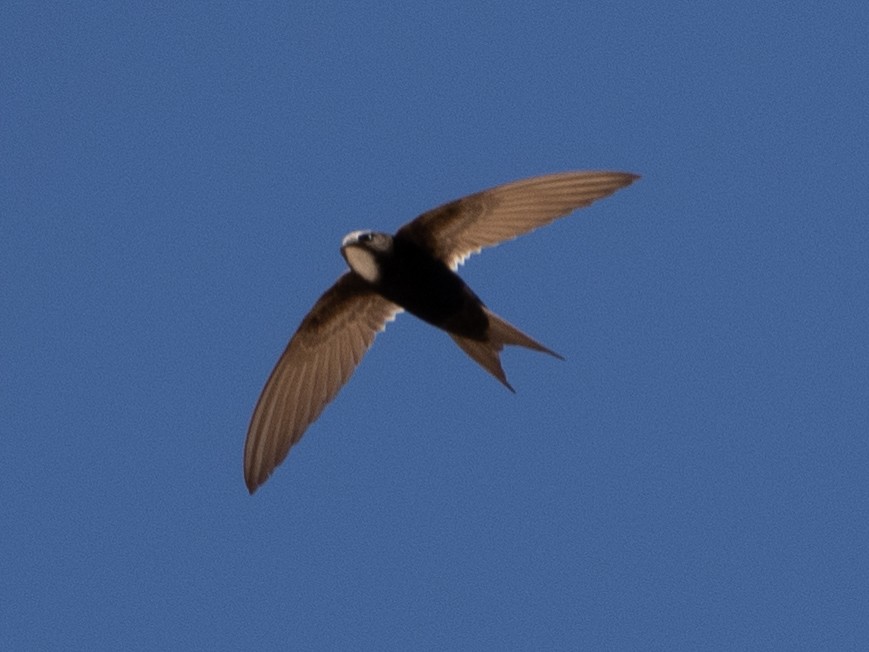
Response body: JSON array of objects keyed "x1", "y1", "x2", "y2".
[{"x1": 3, "y1": 3, "x2": 867, "y2": 649}]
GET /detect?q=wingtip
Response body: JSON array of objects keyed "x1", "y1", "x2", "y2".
[
  {"x1": 244, "y1": 463, "x2": 265, "y2": 494},
  {"x1": 608, "y1": 171, "x2": 640, "y2": 186}
]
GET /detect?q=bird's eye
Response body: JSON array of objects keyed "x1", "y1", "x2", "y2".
[{"x1": 360, "y1": 233, "x2": 374, "y2": 242}]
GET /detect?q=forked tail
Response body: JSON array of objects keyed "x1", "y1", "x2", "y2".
[{"x1": 448, "y1": 308, "x2": 563, "y2": 392}]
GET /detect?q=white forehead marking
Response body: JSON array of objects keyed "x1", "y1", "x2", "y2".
[
  {"x1": 343, "y1": 246, "x2": 380, "y2": 283},
  {"x1": 342, "y1": 230, "x2": 371, "y2": 247}
]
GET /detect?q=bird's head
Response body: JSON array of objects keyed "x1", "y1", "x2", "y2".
[{"x1": 341, "y1": 231, "x2": 394, "y2": 283}]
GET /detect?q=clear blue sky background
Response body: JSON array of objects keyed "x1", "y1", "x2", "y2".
[{"x1": 3, "y1": 3, "x2": 867, "y2": 649}]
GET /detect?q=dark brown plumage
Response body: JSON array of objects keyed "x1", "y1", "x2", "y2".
[{"x1": 244, "y1": 170, "x2": 639, "y2": 493}]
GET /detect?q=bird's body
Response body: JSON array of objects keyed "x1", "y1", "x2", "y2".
[
  {"x1": 347, "y1": 232, "x2": 488, "y2": 340},
  {"x1": 244, "y1": 170, "x2": 639, "y2": 493}
]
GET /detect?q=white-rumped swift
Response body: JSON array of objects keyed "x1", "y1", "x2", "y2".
[{"x1": 244, "y1": 170, "x2": 638, "y2": 493}]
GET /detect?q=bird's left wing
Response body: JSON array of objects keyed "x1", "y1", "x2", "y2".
[
  {"x1": 396, "y1": 171, "x2": 638, "y2": 269},
  {"x1": 244, "y1": 272, "x2": 400, "y2": 493}
]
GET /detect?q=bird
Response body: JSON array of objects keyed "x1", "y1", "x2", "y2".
[{"x1": 244, "y1": 170, "x2": 639, "y2": 493}]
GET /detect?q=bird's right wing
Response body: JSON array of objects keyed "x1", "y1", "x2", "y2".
[{"x1": 244, "y1": 272, "x2": 401, "y2": 493}]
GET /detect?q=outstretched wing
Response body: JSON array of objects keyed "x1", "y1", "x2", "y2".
[
  {"x1": 396, "y1": 171, "x2": 638, "y2": 269},
  {"x1": 244, "y1": 273, "x2": 400, "y2": 493}
]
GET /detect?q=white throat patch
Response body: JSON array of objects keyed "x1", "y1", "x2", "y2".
[{"x1": 343, "y1": 246, "x2": 380, "y2": 283}]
